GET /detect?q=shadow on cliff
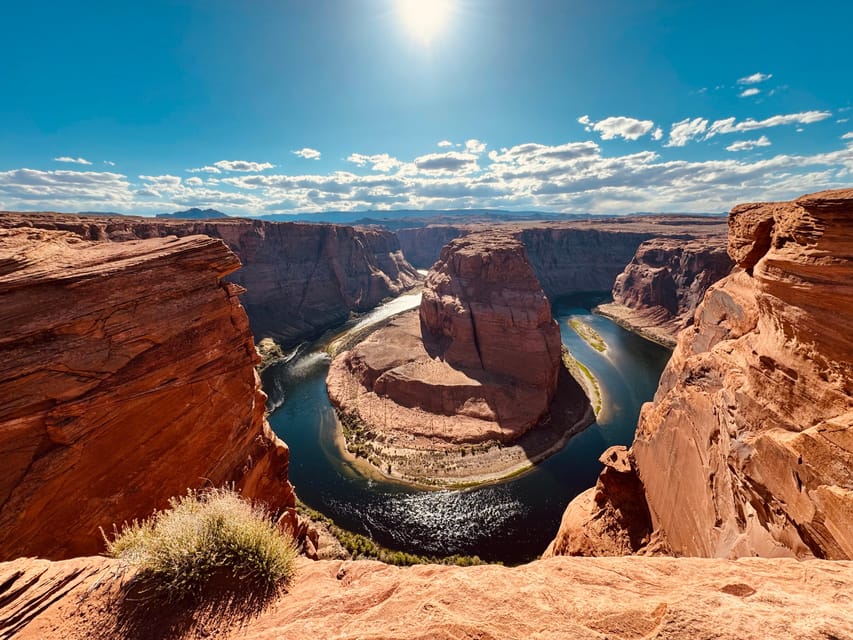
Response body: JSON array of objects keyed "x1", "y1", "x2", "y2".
[{"x1": 93, "y1": 571, "x2": 284, "y2": 640}]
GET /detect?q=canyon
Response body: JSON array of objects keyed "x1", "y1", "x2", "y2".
[
  {"x1": 548, "y1": 189, "x2": 853, "y2": 560},
  {"x1": 0, "y1": 191, "x2": 850, "y2": 637},
  {"x1": 326, "y1": 231, "x2": 590, "y2": 485},
  {"x1": 0, "y1": 227, "x2": 296, "y2": 560},
  {"x1": 0, "y1": 213, "x2": 420, "y2": 346}
]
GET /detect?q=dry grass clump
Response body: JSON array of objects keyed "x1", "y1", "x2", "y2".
[{"x1": 104, "y1": 487, "x2": 297, "y2": 603}]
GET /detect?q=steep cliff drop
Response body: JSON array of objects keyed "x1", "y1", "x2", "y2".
[
  {"x1": 546, "y1": 189, "x2": 853, "y2": 559},
  {"x1": 0, "y1": 228, "x2": 296, "y2": 560},
  {"x1": 0, "y1": 213, "x2": 420, "y2": 346},
  {"x1": 326, "y1": 231, "x2": 592, "y2": 485},
  {"x1": 596, "y1": 236, "x2": 734, "y2": 347}
]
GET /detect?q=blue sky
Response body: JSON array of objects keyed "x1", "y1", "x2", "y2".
[{"x1": 1, "y1": 0, "x2": 851, "y2": 215}]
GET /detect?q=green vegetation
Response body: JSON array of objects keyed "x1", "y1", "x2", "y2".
[
  {"x1": 562, "y1": 347, "x2": 603, "y2": 416},
  {"x1": 104, "y1": 487, "x2": 298, "y2": 603},
  {"x1": 297, "y1": 501, "x2": 492, "y2": 567},
  {"x1": 568, "y1": 318, "x2": 607, "y2": 352}
]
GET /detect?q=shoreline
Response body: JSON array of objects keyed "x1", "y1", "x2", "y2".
[
  {"x1": 593, "y1": 303, "x2": 678, "y2": 349},
  {"x1": 330, "y1": 363, "x2": 597, "y2": 490}
]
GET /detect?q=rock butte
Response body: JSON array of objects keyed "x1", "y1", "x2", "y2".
[
  {"x1": 597, "y1": 235, "x2": 734, "y2": 347},
  {"x1": 0, "y1": 228, "x2": 296, "y2": 560},
  {"x1": 2, "y1": 555, "x2": 852, "y2": 639},
  {"x1": 548, "y1": 188, "x2": 853, "y2": 560},
  {"x1": 327, "y1": 231, "x2": 592, "y2": 484},
  {"x1": 0, "y1": 212, "x2": 420, "y2": 346}
]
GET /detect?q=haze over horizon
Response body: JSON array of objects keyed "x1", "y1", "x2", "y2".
[{"x1": 2, "y1": 0, "x2": 851, "y2": 217}]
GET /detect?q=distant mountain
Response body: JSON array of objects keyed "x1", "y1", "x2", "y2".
[
  {"x1": 156, "y1": 207, "x2": 230, "y2": 220},
  {"x1": 76, "y1": 211, "x2": 129, "y2": 217},
  {"x1": 258, "y1": 208, "x2": 585, "y2": 227}
]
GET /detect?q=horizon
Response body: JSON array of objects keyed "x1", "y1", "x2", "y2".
[{"x1": 2, "y1": 0, "x2": 852, "y2": 217}]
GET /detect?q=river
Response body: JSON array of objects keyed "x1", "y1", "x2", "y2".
[{"x1": 264, "y1": 292, "x2": 671, "y2": 564}]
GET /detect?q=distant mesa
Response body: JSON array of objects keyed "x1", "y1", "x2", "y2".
[
  {"x1": 326, "y1": 230, "x2": 594, "y2": 486},
  {"x1": 156, "y1": 207, "x2": 230, "y2": 219}
]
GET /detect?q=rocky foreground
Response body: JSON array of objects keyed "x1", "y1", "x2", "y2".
[
  {"x1": 2, "y1": 555, "x2": 851, "y2": 639},
  {"x1": 327, "y1": 231, "x2": 591, "y2": 485},
  {"x1": 549, "y1": 189, "x2": 853, "y2": 559},
  {"x1": 0, "y1": 228, "x2": 296, "y2": 560}
]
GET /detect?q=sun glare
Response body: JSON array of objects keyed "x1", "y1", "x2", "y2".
[{"x1": 396, "y1": 0, "x2": 453, "y2": 45}]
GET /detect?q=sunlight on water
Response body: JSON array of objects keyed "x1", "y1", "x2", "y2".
[{"x1": 268, "y1": 292, "x2": 672, "y2": 563}]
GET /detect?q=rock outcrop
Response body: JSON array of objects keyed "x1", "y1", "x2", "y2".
[
  {"x1": 0, "y1": 213, "x2": 420, "y2": 346},
  {"x1": 549, "y1": 189, "x2": 853, "y2": 560},
  {"x1": 327, "y1": 232, "x2": 590, "y2": 485},
  {"x1": 4, "y1": 555, "x2": 853, "y2": 639},
  {"x1": 0, "y1": 228, "x2": 295, "y2": 560},
  {"x1": 597, "y1": 236, "x2": 734, "y2": 346}
]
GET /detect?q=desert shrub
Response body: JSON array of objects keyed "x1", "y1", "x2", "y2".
[{"x1": 104, "y1": 487, "x2": 297, "y2": 603}]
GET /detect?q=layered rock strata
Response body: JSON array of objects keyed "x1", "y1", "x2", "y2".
[
  {"x1": 0, "y1": 213, "x2": 420, "y2": 346},
  {"x1": 597, "y1": 236, "x2": 734, "y2": 346},
  {"x1": 4, "y1": 555, "x2": 853, "y2": 639},
  {"x1": 0, "y1": 228, "x2": 295, "y2": 560},
  {"x1": 327, "y1": 232, "x2": 590, "y2": 485},
  {"x1": 548, "y1": 189, "x2": 853, "y2": 560}
]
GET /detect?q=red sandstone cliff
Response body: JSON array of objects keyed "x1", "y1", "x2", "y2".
[
  {"x1": 0, "y1": 213, "x2": 420, "y2": 346},
  {"x1": 0, "y1": 228, "x2": 295, "y2": 560},
  {"x1": 547, "y1": 189, "x2": 853, "y2": 559},
  {"x1": 598, "y1": 236, "x2": 733, "y2": 346}
]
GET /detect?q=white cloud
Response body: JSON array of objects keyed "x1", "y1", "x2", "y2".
[
  {"x1": 213, "y1": 160, "x2": 275, "y2": 172},
  {"x1": 465, "y1": 139, "x2": 487, "y2": 153},
  {"x1": 706, "y1": 110, "x2": 833, "y2": 137},
  {"x1": 437, "y1": 140, "x2": 453, "y2": 148},
  {"x1": 726, "y1": 135, "x2": 772, "y2": 152},
  {"x1": 187, "y1": 165, "x2": 222, "y2": 174},
  {"x1": 665, "y1": 117, "x2": 709, "y2": 147},
  {"x1": 842, "y1": 132, "x2": 853, "y2": 140},
  {"x1": 54, "y1": 156, "x2": 92, "y2": 165},
  {"x1": 738, "y1": 88, "x2": 761, "y2": 98},
  {"x1": 651, "y1": 127, "x2": 663, "y2": 141},
  {"x1": 579, "y1": 115, "x2": 655, "y2": 141},
  {"x1": 346, "y1": 153, "x2": 402, "y2": 172},
  {"x1": 139, "y1": 174, "x2": 182, "y2": 190},
  {"x1": 292, "y1": 148, "x2": 321, "y2": 160},
  {"x1": 738, "y1": 72, "x2": 773, "y2": 85},
  {"x1": 413, "y1": 151, "x2": 479, "y2": 173},
  {"x1": 103, "y1": 160, "x2": 116, "y2": 167},
  {"x1": 185, "y1": 176, "x2": 203, "y2": 186},
  {"x1": 0, "y1": 169, "x2": 132, "y2": 209}
]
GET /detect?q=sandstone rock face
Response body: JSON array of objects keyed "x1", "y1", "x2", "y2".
[
  {"x1": 4, "y1": 555, "x2": 853, "y2": 640},
  {"x1": 419, "y1": 232, "x2": 562, "y2": 391},
  {"x1": 0, "y1": 228, "x2": 295, "y2": 560},
  {"x1": 598, "y1": 236, "x2": 733, "y2": 346},
  {"x1": 0, "y1": 213, "x2": 420, "y2": 346},
  {"x1": 396, "y1": 225, "x2": 467, "y2": 268},
  {"x1": 550, "y1": 189, "x2": 853, "y2": 560},
  {"x1": 327, "y1": 232, "x2": 590, "y2": 484},
  {"x1": 543, "y1": 446, "x2": 653, "y2": 557}
]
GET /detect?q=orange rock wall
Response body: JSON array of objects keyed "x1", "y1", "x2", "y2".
[{"x1": 0, "y1": 228, "x2": 295, "y2": 560}]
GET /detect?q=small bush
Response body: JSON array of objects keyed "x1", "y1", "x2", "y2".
[{"x1": 104, "y1": 487, "x2": 297, "y2": 603}]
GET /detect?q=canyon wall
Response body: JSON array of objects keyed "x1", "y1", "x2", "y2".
[
  {"x1": 598, "y1": 236, "x2": 734, "y2": 346},
  {"x1": 396, "y1": 225, "x2": 468, "y2": 268},
  {"x1": 548, "y1": 189, "x2": 853, "y2": 559},
  {"x1": 0, "y1": 213, "x2": 420, "y2": 346},
  {"x1": 0, "y1": 227, "x2": 295, "y2": 560}
]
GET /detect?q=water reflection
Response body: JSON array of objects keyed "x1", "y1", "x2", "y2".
[{"x1": 267, "y1": 292, "x2": 671, "y2": 563}]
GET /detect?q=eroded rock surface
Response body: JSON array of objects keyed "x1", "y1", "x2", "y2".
[
  {"x1": 0, "y1": 228, "x2": 295, "y2": 560},
  {"x1": 0, "y1": 213, "x2": 420, "y2": 345},
  {"x1": 549, "y1": 189, "x2": 853, "y2": 560},
  {"x1": 327, "y1": 232, "x2": 590, "y2": 485},
  {"x1": 3, "y1": 555, "x2": 853, "y2": 640},
  {"x1": 597, "y1": 236, "x2": 733, "y2": 346}
]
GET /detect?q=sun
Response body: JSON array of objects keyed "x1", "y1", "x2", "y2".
[{"x1": 396, "y1": 0, "x2": 453, "y2": 45}]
